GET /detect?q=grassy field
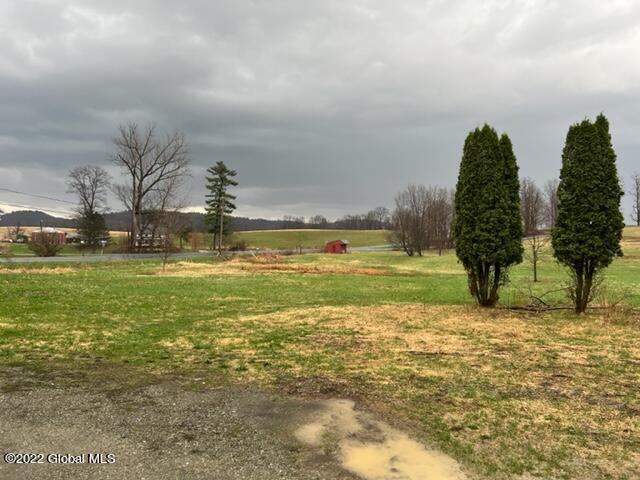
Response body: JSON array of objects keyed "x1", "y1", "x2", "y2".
[
  {"x1": 3, "y1": 242, "x2": 124, "y2": 257},
  {"x1": 0, "y1": 226, "x2": 128, "y2": 257},
  {"x1": 1, "y1": 228, "x2": 639, "y2": 479},
  {"x1": 1, "y1": 228, "x2": 388, "y2": 256},
  {"x1": 233, "y1": 229, "x2": 390, "y2": 249}
]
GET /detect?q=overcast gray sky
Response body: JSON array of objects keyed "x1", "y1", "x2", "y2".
[{"x1": 0, "y1": 0, "x2": 638, "y2": 220}]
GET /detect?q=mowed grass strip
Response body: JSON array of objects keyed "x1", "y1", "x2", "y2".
[{"x1": 1, "y1": 228, "x2": 639, "y2": 479}]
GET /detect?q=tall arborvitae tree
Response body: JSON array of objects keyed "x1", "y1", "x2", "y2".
[
  {"x1": 552, "y1": 114, "x2": 624, "y2": 313},
  {"x1": 454, "y1": 125, "x2": 523, "y2": 306},
  {"x1": 205, "y1": 161, "x2": 238, "y2": 252}
]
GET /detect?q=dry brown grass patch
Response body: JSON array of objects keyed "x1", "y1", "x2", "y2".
[
  {"x1": 157, "y1": 259, "x2": 386, "y2": 277},
  {"x1": 0, "y1": 267, "x2": 76, "y2": 274}
]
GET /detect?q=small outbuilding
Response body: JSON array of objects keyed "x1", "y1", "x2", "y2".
[{"x1": 324, "y1": 239, "x2": 349, "y2": 254}]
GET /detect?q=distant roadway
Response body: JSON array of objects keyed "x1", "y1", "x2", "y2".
[{"x1": 0, "y1": 245, "x2": 393, "y2": 263}]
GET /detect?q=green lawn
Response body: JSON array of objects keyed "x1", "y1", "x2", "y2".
[
  {"x1": 233, "y1": 229, "x2": 390, "y2": 249},
  {"x1": 1, "y1": 228, "x2": 639, "y2": 479}
]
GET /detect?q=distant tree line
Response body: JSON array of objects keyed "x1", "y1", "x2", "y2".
[
  {"x1": 0, "y1": 209, "x2": 392, "y2": 233},
  {"x1": 389, "y1": 185, "x2": 454, "y2": 256},
  {"x1": 278, "y1": 207, "x2": 391, "y2": 230}
]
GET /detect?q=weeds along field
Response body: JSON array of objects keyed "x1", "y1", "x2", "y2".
[{"x1": 1, "y1": 227, "x2": 639, "y2": 479}]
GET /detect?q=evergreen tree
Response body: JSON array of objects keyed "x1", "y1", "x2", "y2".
[
  {"x1": 77, "y1": 211, "x2": 109, "y2": 251},
  {"x1": 205, "y1": 161, "x2": 238, "y2": 252},
  {"x1": 552, "y1": 114, "x2": 624, "y2": 313},
  {"x1": 454, "y1": 125, "x2": 523, "y2": 306}
]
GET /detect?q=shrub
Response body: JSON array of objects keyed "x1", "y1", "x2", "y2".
[{"x1": 28, "y1": 238, "x2": 64, "y2": 257}]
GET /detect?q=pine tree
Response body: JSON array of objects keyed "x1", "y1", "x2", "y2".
[
  {"x1": 205, "y1": 161, "x2": 238, "y2": 252},
  {"x1": 454, "y1": 125, "x2": 523, "y2": 306},
  {"x1": 552, "y1": 114, "x2": 624, "y2": 313},
  {"x1": 77, "y1": 211, "x2": 109, "y2": 251}
]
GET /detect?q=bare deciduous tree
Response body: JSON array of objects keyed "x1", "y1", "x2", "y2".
[
  {"x1": 520, "y1": 178, "x2": 548, "y2": 281},
  {"x1": 367, "y1": 207, "x2": 391, "y2": 229},
  {"x1": 525, "y1": 234, "x2": 548, "y2": 282},
  {"x1": 67, "y1": 165, "x2": 111, "y2": 251},
  {"x1": 308, "y1": 215, "x2": 328, "y2": 228},
  {"x1": 520, "y1": 177, "x2": 544, "y2": 237},
  {"x1": 67, "y1": 166, "x2": 111, "y2": 215},
  {"x1": 151, "y1": 176, "x2": 190, "y2": 268},
  {"x1": 389, "y1": 204, "x2": 415, "y2": 256},
  {"x1": 391, "y1": 184, "x2": 454, "y2": 256},
  {"x1": 630, "y1": 173, "x2": 640, "y2": 226},
  {"x1": 430, "y1": 187, "x2": 454, "y2": 255},
  {"x1": 544, "y1": 179, "x2": 559, "y2": 228},
  {"x1": 403, "y1": 184, "x2": 430, "y2": 256},
  {"x1": 111, "y1": 122, "x2": 190, "y2": 252}
]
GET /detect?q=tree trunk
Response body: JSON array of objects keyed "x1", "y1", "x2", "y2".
[
  {"x1": 574, "y1": 265, "x2": 585, "y2": 314},
  {"x1": 488, "y1": 263, "x2": 500, "y2": 306},
  {"x1": 470, "y1": 263, "x2": 500, "y2": 307},
  {"x1": 579, "y1": 263, "x2": 594, "y2": 314},
  {"x1": 218, "y1": 219, "x2": 223, "y2": 253}
]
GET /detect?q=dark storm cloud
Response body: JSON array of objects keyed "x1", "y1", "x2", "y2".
[{"x1": 1, "y1": 0, "x2": 639, "y2": 219}]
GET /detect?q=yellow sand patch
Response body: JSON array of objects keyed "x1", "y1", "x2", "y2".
[{"x1": 295, "y1": 399, "x2": 467, "y2": 480}]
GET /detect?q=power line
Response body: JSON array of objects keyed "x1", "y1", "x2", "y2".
[
  {"x1": 0, "y1": 200, "x2": 75, "y2": 217},
  {"x1": 0, "y1": 187, "x2": 76, "y2": 205}
]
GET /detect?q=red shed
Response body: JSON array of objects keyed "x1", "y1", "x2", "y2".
[{"x1": 324, "y1": 239, "x2": 349, "y2": 254}]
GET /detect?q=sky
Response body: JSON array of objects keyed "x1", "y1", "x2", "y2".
[{"x1": 0, "y1": 0, "x2": 639, "y2": 221}]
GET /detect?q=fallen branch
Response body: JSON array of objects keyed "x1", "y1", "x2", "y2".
[
  {"x1": 507, "y1": 305, "x2": 573, "y2": 313},
  {"x1": 507, "y1": 303, "x2": 640, "y2": 314}
]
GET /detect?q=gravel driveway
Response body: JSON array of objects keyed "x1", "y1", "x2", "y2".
[
  {"x1": 1, "y1": 367, "x2": 467, "y2": 480},
  {"x1": 0, "y1": 371, "x2": 357, "y2": 480}
]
